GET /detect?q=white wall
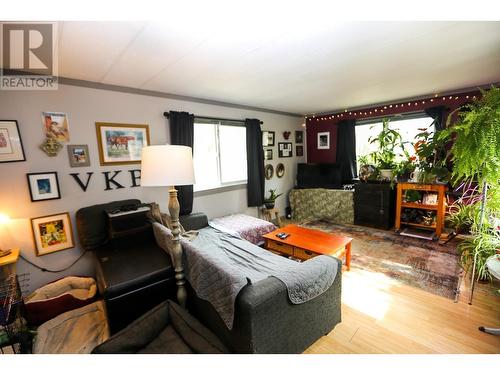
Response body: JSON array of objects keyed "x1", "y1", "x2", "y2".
[{"x1": 0, "y1": 83, "x2": 304, "y2": 292}]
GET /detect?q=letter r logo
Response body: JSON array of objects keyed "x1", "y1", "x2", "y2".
[{"x1": 2, "y1": 23, "x2": 53, "y2": 75}]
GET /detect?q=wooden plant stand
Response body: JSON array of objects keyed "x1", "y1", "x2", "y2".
[{"x1": 395, "y1": 182, "x2": 447, "y2": 239}]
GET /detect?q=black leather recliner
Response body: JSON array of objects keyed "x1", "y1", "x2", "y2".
[{"x1": 75, "y1": 199, "x2": 175, "y2": 333}]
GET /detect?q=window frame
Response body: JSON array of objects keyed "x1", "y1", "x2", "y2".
[{"x1": 192, "y1": 117, "x2": 248, "y2": 193}]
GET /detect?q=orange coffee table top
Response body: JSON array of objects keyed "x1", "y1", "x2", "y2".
[{"x1": 263, "y1": 225, "x2": 352, "y2": 255}]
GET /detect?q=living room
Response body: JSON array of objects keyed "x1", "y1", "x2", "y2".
[{"x1": 1, "y1": 0, "x2": 499, "y2": 372}]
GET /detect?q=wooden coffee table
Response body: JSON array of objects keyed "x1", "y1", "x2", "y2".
[{"x1": 263, "y1": 225, "x2": 352, "y2": 270}]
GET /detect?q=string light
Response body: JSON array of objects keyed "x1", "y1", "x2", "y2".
[{"x1": 310, "y1": 91, "x2": 477, "y2": 122}]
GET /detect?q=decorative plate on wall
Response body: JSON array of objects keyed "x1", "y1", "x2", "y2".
[
  {"x1": 276, "y1": 163, "x2": 285, "y2": 178},
  {"x1": 265, "y1": 164, "x2": 274, "y2": 180}
]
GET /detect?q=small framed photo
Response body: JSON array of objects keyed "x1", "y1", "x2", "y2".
[
  {"x1": 42, "y1": 112, "x2": 70, "y2": 142},
  {"x1": 264, "y1": 149, "x2": 273, "y2": 160},
  {"x1": 295, "y1": 131, "x2": 304, "y2": 144},
  {"x1": 317, "y1": 132, "x2": 330, "y2": 149},
  {"x1": 296, "y1": 145, "x2": 304, "y2": 157},
  {"x1": 278, "y1": 142, "x2": 293, "y2": 158},
  {"x1": 264, "y1": 164, "x2": 274, "y2": 180},
  {"x1": 262, "y1": 131, "x2": 275, "y2": 147},
  {"x1": 96, "y1": 122, "x2": 150, "y2": 166},
  {"x1": 0, "y1": 120, "x2": 26, "y2": 163},
  {"x1": 422, "y1": 193, "x2": 438, "y2": 205},
  {"x1": 31, "y1": 212, "x2": 74, "y2": 256},
  {"x1": 27, "y1": 172, "x2": 61, "y2": 202},
  {"x1": 67, "y1": 144, "x2": 91, "y2": 167}
]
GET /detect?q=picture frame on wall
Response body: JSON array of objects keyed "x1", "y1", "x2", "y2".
[
  {"x1": 317, "y1": 131, "x2": 330, "y2": 149},
  {"x1": 31, "y1": 212, "x2": 74, "y2": 256},
  {"x1": 295, "y1": 130, "x2": 303, "y2": 144},
  {"x1": 96, "y1": 122, "x2": 150, "y2": 166},
  {"x1": 276, "y1": 163, "x2": 285, "y2": 178},
  {"x1": 264, "y1": 164, "x2": 274, "y2": 180},
  {"x1": 67, "y1": 144, "x2": 91, "y2": 167},
  {"x1": 262, "y1": 131, "x2": 275, "y2": 146},
  {"x1": 278, "y1": 142, "x2": 293, "y2": 158},
  {"x1": 42, "y1": 112, "x2": 70, "y2": 142},
  {"x1": 0, "y1": 120, "x2": 26, "y2": 163},
  {"x1": 264, "y1": 149, "x2": 273, "y2": 160},
  {"x1": 296, "y1": 145, "x2": 304, "y2": 157},
  {"x1": 27, "y1": 172, "x2": 61, "y2": 202}
]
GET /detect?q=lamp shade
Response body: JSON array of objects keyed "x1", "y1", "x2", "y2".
[{"x1": 140, "y1": 145, "x2": 195, "y2": 187}]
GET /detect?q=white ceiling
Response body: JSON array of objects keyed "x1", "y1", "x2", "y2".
[{"x1": 52, "y1": 21, "x2": 500, "y2": 114}]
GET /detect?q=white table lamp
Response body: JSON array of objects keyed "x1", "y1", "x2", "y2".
[
  {"x1": 141, "y1": 145, "x2": 195, "y2": 307},
  {"x1": 0, "y1": 213, "x2": 11, "y2": 257}
]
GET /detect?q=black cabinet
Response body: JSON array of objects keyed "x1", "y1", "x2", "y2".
[{"x1": 354, "y1": 182, "x2": 396, "y2": 229}]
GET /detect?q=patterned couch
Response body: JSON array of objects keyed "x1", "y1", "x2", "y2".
[{"x1": 289, "y1": 188, "x2": 354, "y2": 224}]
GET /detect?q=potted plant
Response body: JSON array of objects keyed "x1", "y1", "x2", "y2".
[
  {"x1": 440, "y1": 86, "x2": 500, "y2": 300},
  {"x1": 394, "y1": 153, "x2": 417, "y2": 182},
  {"x1": 263, "y1": 189, "x2": 283, "y2": 209},
  {"x1": 368, "y1": 118, "x2": 403, "y2": 180},
  {"x1": 412, "y1": 124, "x2": 451, "y2": 184}
]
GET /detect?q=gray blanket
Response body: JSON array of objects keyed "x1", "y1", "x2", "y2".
[{"x1": 181, "y1": 226, "x2": 338, "y2": 329}]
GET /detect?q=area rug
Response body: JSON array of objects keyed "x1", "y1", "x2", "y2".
[{"x1": 300, "y1": 220, "x2": 463, "y2": 300}]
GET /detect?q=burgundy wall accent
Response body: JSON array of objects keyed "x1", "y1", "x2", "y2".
[
  {"x1": 306, "y1": 89, "x2": 481, "y2": 163},
  {"x1": 306, "y1": 119, "x2": 338, "y2": 163}
]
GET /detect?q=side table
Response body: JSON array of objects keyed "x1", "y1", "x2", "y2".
[
  {"x1": 0, "y1": 248, "x2": 20, "y2": 279},
  {"x1": 262, "y1": 207, "x2": 282, "y2": 228}
]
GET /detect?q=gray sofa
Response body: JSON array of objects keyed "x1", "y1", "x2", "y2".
[
  {"x1": 78, "y1": 200, "x2": 341, "y2": 354},
  {"x1": 181, "y1": 214, "x2": 342, "y2": 354}
]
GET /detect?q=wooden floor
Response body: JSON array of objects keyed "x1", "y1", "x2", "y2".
[{"x1": 304, "y1": 267, "x2": 500, "y2": 353}]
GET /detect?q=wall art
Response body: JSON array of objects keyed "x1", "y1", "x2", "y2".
[
  {"x1": 96, "y1": 122, "x2": 150, "y2": 166},
  {"x1": 31, "y1": 212, "x2": 74, "y2": 256},
  {"x1": 42, "y1": 112, "x2": 70, "y2": 142},
  {"x1": 317, "y1": 131, "x2": 330, "y2": 149},
  {"x1": 67, "y1": 144, "x2": 91, "y2": 167},
  {"x1": 0, "y1": 120, "x2": 25, "y2": 163},
  {"x1": 278, "y1": 142, "x2": 292, "y2": 158},
  {"x1": 262, "y1": 131, "x2": 275, "y2": 147},
  {"x1": 27, "y1": 172, "x2": 61, "y2": 202}
]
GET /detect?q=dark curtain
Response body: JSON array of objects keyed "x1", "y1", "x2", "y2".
[
  {"x1": 245, "y1": 118, "x2": 265, "y2": 207},
  {"x1": 336, "y1": 119, "x2": 357, "y2": 183},
  {"x1": 169, "y1": 111, "x2": 195, "y2": 215},
  {"x1": 425, "y1": 106, "x2": 446, "y2": 131}
]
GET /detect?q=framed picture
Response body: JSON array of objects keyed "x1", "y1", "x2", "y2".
[
  {"x1": 42, "y1": 112, "x2": 70, "y2": 142},
  {"x1": 422, "y1": 193, "x2": 438, "y2": 205},
  {"x1": 31, "y1": 212, "x2": 74, "y2": 256},
  {"x1": 264, "y1": 149, "x2": 273, "y2": 160},
  {"x1": 278, "y1": 142, "x2": 293, "y2": 158},
  {"x1": 27, "y1": 172, "x2": 61, "y2": 202},
  {"x1": 264, "y1": 164, "x2": 274, "y2": 180},
  {"x1": 96, "y1": 122, "x2": 150, "y2": 166},
  {"x1": 67, "y1": 144, "x2": 91, "y2": 167},
  {"x1": 296, "y1": 145, "x2": 304, "y2": 157},
  {"x1": 0, "y1": 120, "x2": 26, "y2": 163},
  {"x1": 276, "y1": 163, "x2": 285, "y2": 178},
  {"x1": 317, "y1": 132, "x2": 330, "y2": 149},
  {"x1": 262, "y1": 131, "x2": 275, "y2": 147},
  {"x1": 295, "y1": 130, "x2": 303, "y2": 144}
]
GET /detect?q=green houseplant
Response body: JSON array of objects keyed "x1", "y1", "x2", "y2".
[
  {"x1": 263, "y1": 189, "x2": 283, "y2": 209},
  {"x1": 368, "y1": 118, "x2": 403, "y2": 180},
  {"x1": 412, "y1": 124, "x2": 451, "y2": 183},
  {"x1": 440, "y1": 86, "x2": 500, "y2": 301}
]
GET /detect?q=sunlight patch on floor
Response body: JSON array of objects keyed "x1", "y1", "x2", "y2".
[{"x1": 342, "y1": 270, "x2": 395, "y2": 320}]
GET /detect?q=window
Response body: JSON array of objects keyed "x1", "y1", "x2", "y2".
[
  {"x1": 193, "y1": 119, "x2": 247, "y2": 192},
  {"x1": 355, "y1": 114, "x2": 435, "y2": 167}
]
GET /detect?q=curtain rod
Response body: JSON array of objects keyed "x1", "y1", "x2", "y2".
[{"x1": 163, "y1": 112, "x2": 263, "y2": 125}]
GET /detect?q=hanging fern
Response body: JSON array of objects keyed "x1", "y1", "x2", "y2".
[{"x1": 441, "y1": 86, "x2": 500, "y2": 187}]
